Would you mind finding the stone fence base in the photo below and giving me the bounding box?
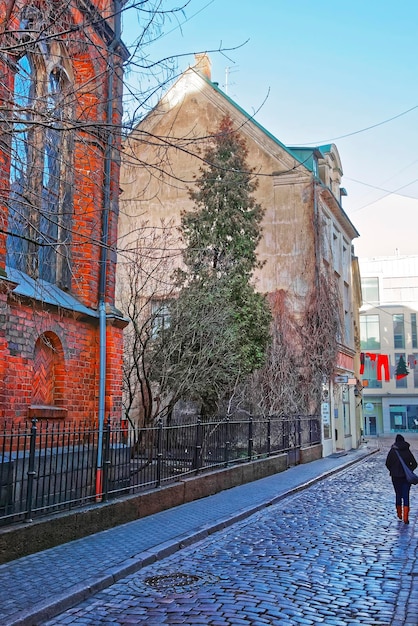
[0,444,322,564]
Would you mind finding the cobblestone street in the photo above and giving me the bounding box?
[43,449,418,626]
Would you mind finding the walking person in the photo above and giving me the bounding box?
[386,433,418,524]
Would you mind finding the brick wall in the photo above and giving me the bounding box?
[0,0,126,427]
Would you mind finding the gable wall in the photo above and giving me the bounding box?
[119,72,317,310]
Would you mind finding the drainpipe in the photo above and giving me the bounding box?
[95,0,122,501]
[312,177,320,290]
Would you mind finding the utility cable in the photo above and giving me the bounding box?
[305,104,418,145]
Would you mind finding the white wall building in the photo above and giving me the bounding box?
[359,255,418,435]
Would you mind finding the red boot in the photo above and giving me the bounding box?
[396,505,402,520]
[403,506,410,525]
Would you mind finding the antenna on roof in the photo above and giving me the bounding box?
[223,65,239,95]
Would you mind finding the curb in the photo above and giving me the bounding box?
[6,449,379,626]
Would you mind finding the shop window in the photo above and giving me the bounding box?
[390,406,407,431]
[390,405,418,431]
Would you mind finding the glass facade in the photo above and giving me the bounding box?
[360,315,380,350]
[360,258,418,436]
[361,277,379,305]
[395,353,408,389]
[393,314,405,349]
[411,313,417,349]
[413,354,418,388]
[390,405,418,431]
[362,354,382,389]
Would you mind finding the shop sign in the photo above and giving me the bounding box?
[321,402,330,424]
[334,375,348,384]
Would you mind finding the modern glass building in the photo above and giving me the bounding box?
[360,255,418,435]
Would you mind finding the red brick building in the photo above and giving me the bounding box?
[0,0,128,428]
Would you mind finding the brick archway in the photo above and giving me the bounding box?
[32,332,65,408]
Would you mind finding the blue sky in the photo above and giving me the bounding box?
[122,0,418,259]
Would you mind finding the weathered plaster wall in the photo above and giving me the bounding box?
[119,68,316,304]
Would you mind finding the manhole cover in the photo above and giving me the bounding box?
[144,572,201,592]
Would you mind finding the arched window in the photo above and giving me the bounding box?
[7,10,74,289]
[40,66,69,283]
[7,54,33,272]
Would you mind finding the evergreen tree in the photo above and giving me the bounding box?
[153,115,271,417]
[181,115,264,281]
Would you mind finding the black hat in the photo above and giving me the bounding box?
[395,434,405,444]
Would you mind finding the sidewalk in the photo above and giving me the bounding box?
[0,443,379,626]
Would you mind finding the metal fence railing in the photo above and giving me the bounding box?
[0,415,321,527]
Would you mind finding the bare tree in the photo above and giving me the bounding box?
[1,0,231,279]
[0,0,240,425]
[241,268,342,418]
[117,219,180,429]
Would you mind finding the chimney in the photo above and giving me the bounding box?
[194,53,212,80]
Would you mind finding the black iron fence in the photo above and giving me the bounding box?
[0,415,320,527]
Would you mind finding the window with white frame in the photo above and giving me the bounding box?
[343,281,351,344]
[411,313,417,349]
[342,240,350,283]
[361,277,379,306]
[321,216,331,262]
[362,354,382,389]
[332,230,341,273]
[395,353,408,389]
[342,385,351,436]
[412,354,418,389]
[360,314,380,350]
[393,314,405,349]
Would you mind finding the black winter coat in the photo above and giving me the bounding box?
[386,440,418,479]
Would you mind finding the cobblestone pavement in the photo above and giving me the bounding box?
[0,445,376,626]
[43,447,418,626]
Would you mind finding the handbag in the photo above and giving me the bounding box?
[394,449,418,485]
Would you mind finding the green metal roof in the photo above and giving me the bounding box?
[5,266,98,318]
[203,75,313,173]
[286,147,324,173]
[318,144,333,154]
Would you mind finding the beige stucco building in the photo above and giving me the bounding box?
[118,54,362,456]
